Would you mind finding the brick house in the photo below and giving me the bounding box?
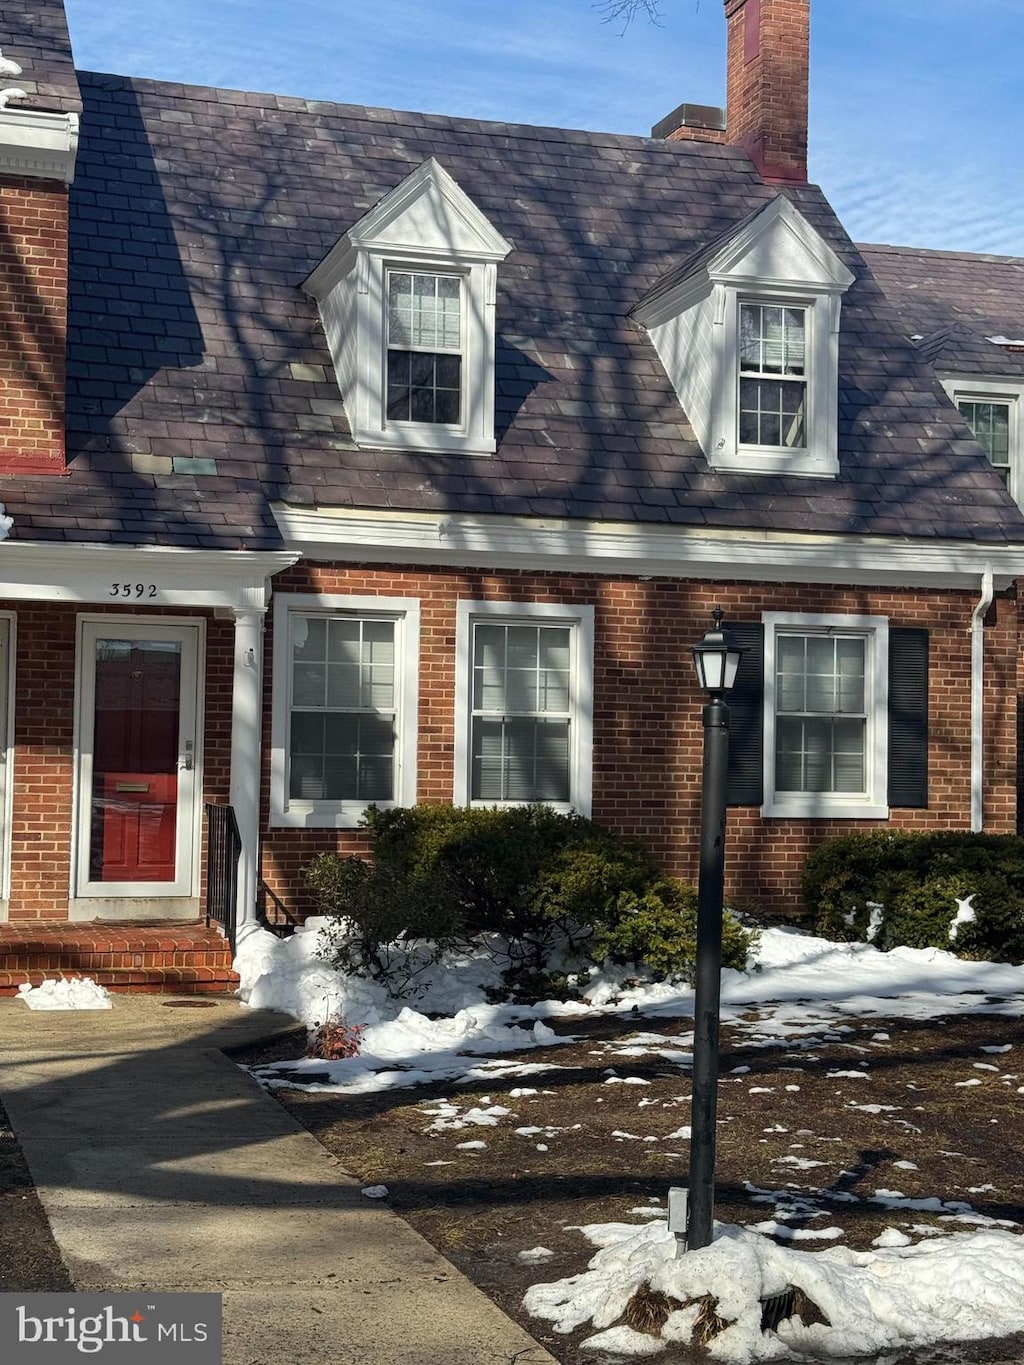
[0,0,1023,986]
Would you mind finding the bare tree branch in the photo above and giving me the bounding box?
[595,0,665,33]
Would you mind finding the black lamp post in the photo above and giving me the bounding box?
[685,607,743,1251]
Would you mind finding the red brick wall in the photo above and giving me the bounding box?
[1,579,1014,922]
[666,125,730,146]
[3,603,231,920]
[0,178,68,473]
[723,0,809,183]
[258,565,1019,922]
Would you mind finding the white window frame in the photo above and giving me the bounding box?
[270,594,420,829]
[737,299,808,451]
[941,377,1024,507]
[360,253,494,454]
[714,285,841,477]
[762,611,888,821]
[384,267,466,430]
[454,600,594,817]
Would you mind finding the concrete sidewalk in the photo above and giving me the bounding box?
[0,994,556,1365]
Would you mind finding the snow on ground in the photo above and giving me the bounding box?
[525,1220,1024,1361]
[236,917,1024,1097]
[17,977,112,1009]
[234,917,1024,1361]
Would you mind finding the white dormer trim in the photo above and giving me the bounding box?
[304,158,513,457]
[634,196,854,479]
[0,108,78,183]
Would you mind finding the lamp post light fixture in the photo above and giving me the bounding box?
[683,607,743,1252]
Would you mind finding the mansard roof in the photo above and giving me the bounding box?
[0,58,1020,548]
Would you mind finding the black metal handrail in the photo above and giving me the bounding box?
[204,802,241,954]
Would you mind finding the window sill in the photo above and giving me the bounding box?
[271,802,397,830]
[354,423,497,456]
[712,448,839,478]
[761,798,889,821]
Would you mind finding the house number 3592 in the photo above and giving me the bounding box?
[109,582,158,599]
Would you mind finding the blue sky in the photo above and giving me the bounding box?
[62,0,1024,255]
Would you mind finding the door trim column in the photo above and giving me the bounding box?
[229,606,266,926]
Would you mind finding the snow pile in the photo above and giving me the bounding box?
[237,920,578,1095]
[17,977,112,1010]
[235,918,509,1025]
[524,1220,1024,1361]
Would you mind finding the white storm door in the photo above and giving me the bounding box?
[76,620,201,897]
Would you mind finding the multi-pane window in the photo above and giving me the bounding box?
[288,615,396,804]
[739,302,807,448]
[470,622,572,802]
[386,270,462,425]
[774,633,867,794]
[958,399,1011,484]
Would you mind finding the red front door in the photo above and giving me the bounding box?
[89,639,182,883]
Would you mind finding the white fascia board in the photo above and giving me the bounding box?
[0,108,78,183]
[303,157,512,297]
[272,505,1023,591]
[0,543,298,608]
[709,196,855,291]
[347,157,513,260]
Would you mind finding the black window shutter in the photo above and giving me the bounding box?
[725,622,764,807]
[887,627,929,808]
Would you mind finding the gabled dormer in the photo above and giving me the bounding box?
[304,157,513,457]
[634,195,855,478]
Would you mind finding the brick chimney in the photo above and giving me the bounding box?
[0,0,81,475]
[656,0,809,186]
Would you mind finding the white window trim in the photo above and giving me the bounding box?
[761,611,889,821]
[712,284,841,477]
[360,252,497,454]
[941,376,1024,505]
[454,600,594,817]
[270,593,420,829]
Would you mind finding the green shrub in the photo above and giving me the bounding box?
[803,831,1024,963]
[305,803,759,996]
[590,880,757,976]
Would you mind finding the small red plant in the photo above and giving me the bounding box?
[306,1014,366,1060]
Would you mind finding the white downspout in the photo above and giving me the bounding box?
[970,567,994,833]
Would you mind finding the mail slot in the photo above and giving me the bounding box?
[115,781,151,793]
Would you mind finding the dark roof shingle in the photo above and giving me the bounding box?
[0,65,1019,548]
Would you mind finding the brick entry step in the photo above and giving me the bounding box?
[0,921,239,996]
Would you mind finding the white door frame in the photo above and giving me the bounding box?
[71,615,205,912]
[0,614,15,916]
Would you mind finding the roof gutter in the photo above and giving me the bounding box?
[971,566,994,833]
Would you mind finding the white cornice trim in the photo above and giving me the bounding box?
[272,504,1023,591]
[0,109,78,183]
[304,156,513,298]
[0,543,298,608]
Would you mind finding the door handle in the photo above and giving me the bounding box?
[180,739,194,772]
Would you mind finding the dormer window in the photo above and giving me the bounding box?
[739,302,807,449]
[386,270,463,426]
[633,196,853,480]
[304,158,512,458]
[940,378,1024,510]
